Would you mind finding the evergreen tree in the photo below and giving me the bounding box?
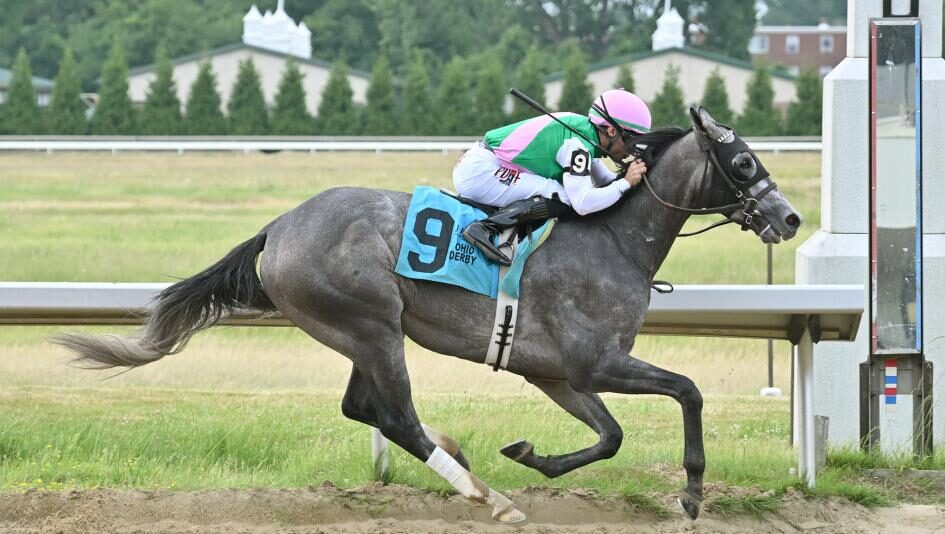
[184,62,226,134]
[495,25,531,73]
[91,39,136,134]
[139,45,182,135]
[737,65,781,135]
[401,52,436,135]
[616,63,635,92]
[700,68,733,125]
[649,64,688,128]
[761,0,846,25]
[510,47,545,123]
[785,67,822,135]
[5,48,41,134]
[49,48,86,134]
[435,57,475,136]
[362,56,398,135]
[317,58,356,135]
[228,58,269,135]
[557,43,592,113]
[474,59,506,132]
[271,60,315,135]
[701,0,757,60]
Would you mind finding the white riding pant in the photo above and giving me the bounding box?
[452,143,569,208]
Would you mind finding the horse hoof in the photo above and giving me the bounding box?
[499,439,534,462]
[677,491,702,520]
[493,503,527,523]
[488,489,527,523]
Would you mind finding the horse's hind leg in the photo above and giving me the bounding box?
[341,365,471,470]
[324,330,524,522]
[370,352,527,522]
[262,226,520,521]
[500,378,623,478]
[577,352,705,520]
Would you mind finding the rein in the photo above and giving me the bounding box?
[637,128,779,237]
[599,125,779,287]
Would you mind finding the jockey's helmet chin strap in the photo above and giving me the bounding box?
[599,127,623,160]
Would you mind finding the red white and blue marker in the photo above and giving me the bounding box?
[884,358,897,406]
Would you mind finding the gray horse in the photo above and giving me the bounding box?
[55,108,801,523]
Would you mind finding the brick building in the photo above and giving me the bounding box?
[749,23,847,77]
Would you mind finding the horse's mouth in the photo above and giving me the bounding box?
[759,224,783,244]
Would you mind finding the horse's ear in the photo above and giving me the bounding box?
[693,106,732,142]
[697,107,719,128]
[689,106,705,133]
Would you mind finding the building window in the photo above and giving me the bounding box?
[748,35,769,54]
[786,35,800,54]
[37,93,49,107]
[819,65,833,77]
[0,91,5,104]
[820,35,834,53]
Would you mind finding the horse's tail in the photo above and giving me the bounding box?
[52,231,276,369]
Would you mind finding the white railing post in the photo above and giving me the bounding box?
[795,326,817,487]
[371,428,390,479]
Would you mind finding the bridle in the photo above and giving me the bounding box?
[600,122,782,293]
[637,127,779,237]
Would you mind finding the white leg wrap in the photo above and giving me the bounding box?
[425,446,484,500]
[425,446,526,523]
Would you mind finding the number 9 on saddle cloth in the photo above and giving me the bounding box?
[394,186,557,299]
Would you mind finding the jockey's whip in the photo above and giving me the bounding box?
[509,88,628,169]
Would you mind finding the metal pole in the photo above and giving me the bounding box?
[761,244,782,397]
[767,244,774,388]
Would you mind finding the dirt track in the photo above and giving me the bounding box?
[2,484,944,533]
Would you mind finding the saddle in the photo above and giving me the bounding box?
[438,189,496,214]
[395,187,559,371]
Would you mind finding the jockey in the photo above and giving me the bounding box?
[456,89,651,265]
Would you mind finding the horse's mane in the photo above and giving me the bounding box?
[629,127,690,166]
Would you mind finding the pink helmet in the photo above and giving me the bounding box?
[588,89,651,135]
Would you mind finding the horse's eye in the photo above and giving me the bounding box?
[731,153,757,180]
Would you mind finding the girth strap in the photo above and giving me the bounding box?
[485,228,520,371]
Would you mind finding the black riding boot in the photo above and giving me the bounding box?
[462,195,570,266]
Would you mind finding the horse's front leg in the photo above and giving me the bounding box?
[500,378,623,478]
[573,352,705,520]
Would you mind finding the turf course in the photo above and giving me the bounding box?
[3,151,939,509]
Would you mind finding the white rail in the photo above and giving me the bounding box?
[0,281,861,488]
[0,137,822,154]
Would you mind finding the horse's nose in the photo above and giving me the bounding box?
[785,213,802,229]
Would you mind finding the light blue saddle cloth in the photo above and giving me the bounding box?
[394,186,554,299]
